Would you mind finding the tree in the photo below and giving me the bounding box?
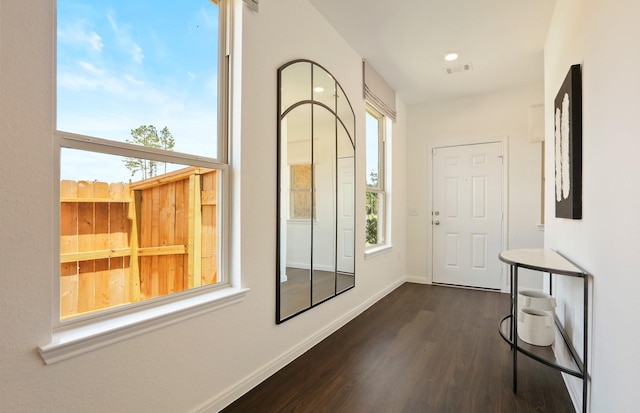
[365,170,379,245]
[123,125,175,180]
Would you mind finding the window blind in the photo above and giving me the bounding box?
[243,0,259,12]
[363,60,396,121]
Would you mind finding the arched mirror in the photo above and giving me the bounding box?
[277,60,356,323]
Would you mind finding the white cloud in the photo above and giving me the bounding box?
[58,22,104,52]
[131,44,144,63]
[58,6,221,180]
[107,12,144,64]
[206,75,218,94]
[124,75,144,87]
[59,66,149,99]
[78,61,104,76]
[88,32,104,51]
[59,107,219,182]
[106,13,119,35]
[147,29,167,59]
[196,6,218,31]
[59,67,126,95]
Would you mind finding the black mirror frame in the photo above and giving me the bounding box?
[276,59,356,324]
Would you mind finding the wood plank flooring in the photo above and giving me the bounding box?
[280,268,355,319]
[223,284,575,412]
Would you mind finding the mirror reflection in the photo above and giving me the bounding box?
[277,60,355,323]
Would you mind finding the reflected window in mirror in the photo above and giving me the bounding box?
[290,164,316,220]
[277,60,356,323]
[365,104,388,249]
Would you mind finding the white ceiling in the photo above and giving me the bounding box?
[307,0,556,105]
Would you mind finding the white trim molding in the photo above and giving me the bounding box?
[39,287,249,365]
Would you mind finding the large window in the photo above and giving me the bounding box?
[365,105,386,248]
[55,0,228,321]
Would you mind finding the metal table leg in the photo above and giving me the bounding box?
[512,265,518,393]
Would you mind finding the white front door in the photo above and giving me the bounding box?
[337,157,354,273]
[432,142,503,289]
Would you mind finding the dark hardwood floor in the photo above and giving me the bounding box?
[281,268,355,319]
[223,284,575,413]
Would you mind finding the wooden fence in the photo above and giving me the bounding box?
[60,167,217,319]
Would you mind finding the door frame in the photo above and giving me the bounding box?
[427,136,510,292]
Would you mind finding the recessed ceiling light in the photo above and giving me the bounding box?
[444,52,459,62]
[313,86,324,93]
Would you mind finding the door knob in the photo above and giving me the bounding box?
[434,220,440,225]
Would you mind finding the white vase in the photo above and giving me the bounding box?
[517,307,555,346]
[518,290,556,314]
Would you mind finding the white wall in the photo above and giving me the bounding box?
[0,0,407,411]
[405,84,545,289]
[284,114,340,271]
[544,0,640,411]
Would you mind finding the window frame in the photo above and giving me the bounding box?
[365,104,388,250]
[41,0,247,365]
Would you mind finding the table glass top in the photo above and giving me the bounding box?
[499,248,586,276]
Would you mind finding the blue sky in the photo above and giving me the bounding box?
[57,0,219,182]
[365,111,379,186]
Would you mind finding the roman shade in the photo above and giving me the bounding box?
[243,0,259,12]
[363,60,397,121]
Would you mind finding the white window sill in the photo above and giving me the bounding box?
[365,244,394,259]
[38,286,249,365]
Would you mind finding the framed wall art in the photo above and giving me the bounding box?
[554,64,582,219]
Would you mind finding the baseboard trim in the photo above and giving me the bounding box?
[405,275,429,284]
[194,278,405,413]
[554,338,583,413]
[560,372,583,413]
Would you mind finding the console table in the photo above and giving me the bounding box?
[498,248,589,413]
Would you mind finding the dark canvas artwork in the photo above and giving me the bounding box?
[554,64,582,219]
